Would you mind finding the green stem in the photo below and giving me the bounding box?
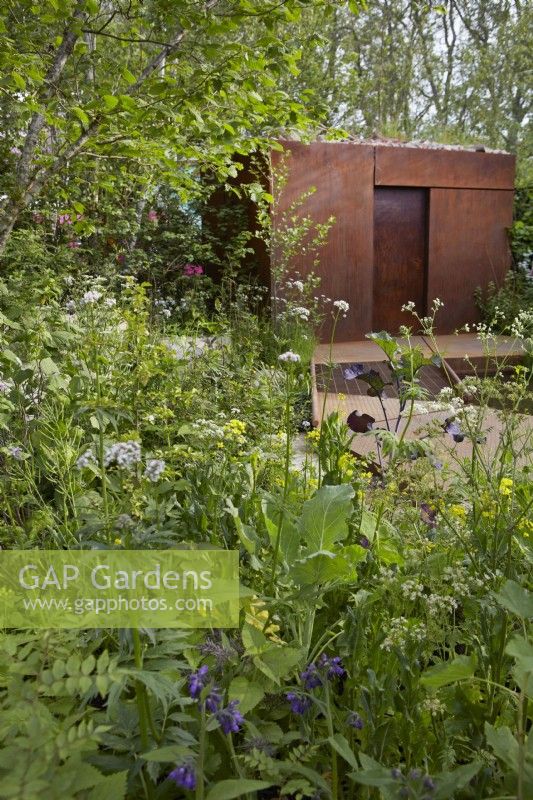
[325,682,340,800]
[196,704,206,800]
[132,628,155,800]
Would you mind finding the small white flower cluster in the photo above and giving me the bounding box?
[104,440,142,468]
[144,458,165,482]
[425,593,458,614]
[289,306,311,321]
[419,696,445,717]
[115,513,134,530]
[104,297,117,308]
[189,419,225,440]
[432,298,444,310]
[510,309,533,339]
[400,579,425,601]
[333,299,350,317]
[401,300,416,313]
[285,279,304,292]
[155,296,176,318]
[77,449,96,469]
[378,565,397,583]
[380,616,426,652]
[81,290,102,305]
[65,300,77,313]
[278,351,301,363]
[443,564,484,594]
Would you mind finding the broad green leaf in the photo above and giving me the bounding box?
[122,67,136,85]
[206,779,273,800]
[433,762,482,800]
[484,723,518,770]
[12,71,26,90]
[102,94,119,111]
[262,496,300,563]
[298,484,354,553]
[494,579,533,619]
[328,733,358,769]
[228,676,265,713]
[72,106,90,126]
[89,771,127,800]
[142,745,192,762]
[291,546,362,586]
[420,655,476,688]
[255,645,302,684]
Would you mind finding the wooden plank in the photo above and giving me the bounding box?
[375,146,515,189]
[313,336,431,364]
[271,141,375,341]
[427,189,514,333]
[373,187,428,332]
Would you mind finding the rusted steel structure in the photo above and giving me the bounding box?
[271,140,515,341]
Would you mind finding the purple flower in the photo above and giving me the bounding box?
[317,653,346,680]
[391,768,403,779]
[204,685,222,713]
[423,776,435,791]
[216,699,244,734]
[168,762,196,790]
[344,363,365,380]
[420,503,437,528]
[444,418,465,443]
[301,663,322,690]
[286,691,312,715]
[147,209,158,223]
[188,665,209,699]
[347,711,364,729]
[359,536,370,549]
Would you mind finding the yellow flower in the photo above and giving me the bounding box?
[499,478,513,497]
[114,537,122,545]
[450,504,466,519]
[246,596,282,642]
[518,518,533,538]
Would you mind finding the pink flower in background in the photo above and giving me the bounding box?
[182,263,204,277]
[10,146,22,156]
[67,240,81,249]
[58,213,72,225]
[147,209,158,223]
[32,212,45,224]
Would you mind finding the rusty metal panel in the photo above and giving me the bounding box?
[375,146,515,189]
[373,187,428,333]
[271,141,375,341]
[428,189,514,333]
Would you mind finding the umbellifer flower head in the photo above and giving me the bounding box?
[278,350,300,363]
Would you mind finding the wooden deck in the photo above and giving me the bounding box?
[311,334,530,466]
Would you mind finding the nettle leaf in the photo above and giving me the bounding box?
[494,579,533,619]
[420,655,476,689]
[291,544,364,586]
[254,645,302,684]
[228,676,265,713]
[298,484,354,553]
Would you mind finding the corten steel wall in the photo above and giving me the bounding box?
[271,142,374,341]
[271,141,515,340]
